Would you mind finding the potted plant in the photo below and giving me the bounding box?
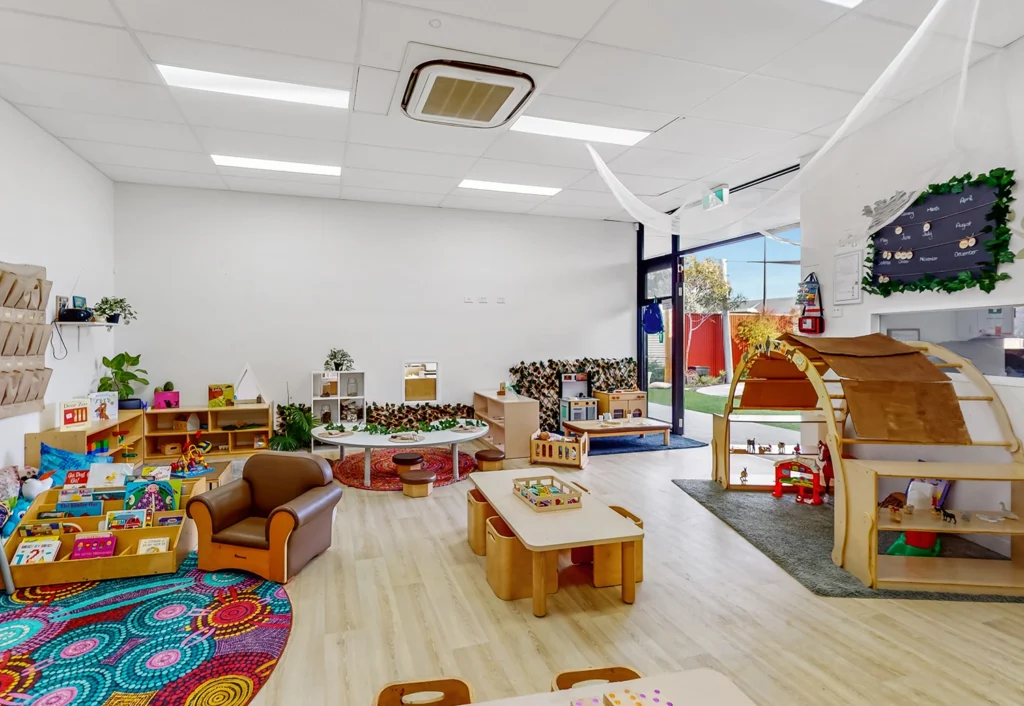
[270,403,314,451]
[324,348,355,372]
[99,352,150,409]
[92,297,137,325]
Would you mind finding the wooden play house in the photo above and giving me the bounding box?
[712,333,1024,596]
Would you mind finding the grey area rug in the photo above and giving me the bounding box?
[673,479,1024,602]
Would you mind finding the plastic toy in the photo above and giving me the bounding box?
[746,438,756,453]
[170,430,212,477]
[772,457,824,505]
[940,508,957,524]
[777,442,786,454]
[740,467,748,485]
[817,440,834,496]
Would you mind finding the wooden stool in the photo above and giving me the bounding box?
[401,469,436,498]
[475,449,505,471]
[551,666,643,691]
[393,452,424,475]
[374,677,474,706]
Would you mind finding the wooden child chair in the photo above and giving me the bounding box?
[551,666,643,691]
[374,678,474,706]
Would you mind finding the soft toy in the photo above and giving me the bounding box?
[22,477,53,501]
[1,497,30,539]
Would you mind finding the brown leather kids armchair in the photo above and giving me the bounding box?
[186,451,342,583]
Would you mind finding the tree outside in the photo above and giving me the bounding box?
[681,255,745,371]
[734,310,795,351]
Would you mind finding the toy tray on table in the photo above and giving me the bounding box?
[512,475,583,512]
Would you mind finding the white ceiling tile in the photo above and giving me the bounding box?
[528,203,615,220]
[194,127,344,166]
[523,94,676,133]
[63,139,219,173]
[136,33,353,89]
[343,144,475,178]
[353,66,399,115]
[588,0,845,72]
[605,209,634,223]
[690,75,862,133]
[570,171,687,197]
[113,0,361,63]
[342,168,458,194]
[482,132,627,170]
[18,106,202,152]
[545,43,743,115]
[0,11,158,83]
[543,189,622,209]
[341,186,443,207]
[857,0,1024,48]
[215,166,341,185]
[358,0,577,71]
[465,159,589,189]
[701,134,825,191]
[0,66,183,122]
[98,164,227,190]
[384,0,616,38]
[608,148,735,181]
[224,175,342,199]
[348,111,500,157]
[642,117,800,160]
[170,88,348,141]
[0,0,121,25]
[441,194,539,213]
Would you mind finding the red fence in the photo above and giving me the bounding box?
[679,313,755,378]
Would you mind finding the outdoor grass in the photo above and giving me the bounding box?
[651,387,801,432]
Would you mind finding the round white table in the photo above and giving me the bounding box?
[312,420,490,486]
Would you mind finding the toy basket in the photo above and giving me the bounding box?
[512,475,583,512]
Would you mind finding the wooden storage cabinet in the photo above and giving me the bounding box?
[473,390,539,460]
[25,410,145,466]
[595,390,647,419]
[144,404,272,462]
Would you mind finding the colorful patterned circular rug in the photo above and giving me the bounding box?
[0,554,291,705]
[331,448,475,491]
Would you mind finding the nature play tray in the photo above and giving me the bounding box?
[513,475,583,512]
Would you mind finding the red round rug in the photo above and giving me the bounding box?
[331,448,476,491]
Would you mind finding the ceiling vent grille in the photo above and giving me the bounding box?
[402,60,534,128]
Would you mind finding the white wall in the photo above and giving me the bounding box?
[801,41,1024,555]
[113,185,635,411]
[0,100,114,466]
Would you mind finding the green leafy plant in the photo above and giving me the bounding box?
[98,352,149,400]
[270,403,314,451]
[347,417,483,435]
[862,168,1016,297]
[92,297,138,324]
[160,381,174,392]
[324,348,355,371]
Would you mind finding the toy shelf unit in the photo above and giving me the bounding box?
[473,389,539,460]
[311,370,365,452]
[143,404,272,461]
[25,410,145,466]
[4,478,204,588]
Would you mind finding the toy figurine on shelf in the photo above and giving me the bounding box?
[793,443,801,455]
[817,440,834,497]
[889,506,903,524]
[777,442,786,454]
[746,438,756,453]
[740,467,748,485]
[758,445,772,454]
[170,430,213,478]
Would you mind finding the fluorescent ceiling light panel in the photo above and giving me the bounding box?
[157,65,349,108]
[459,179,560,196]
[212,155,341,176]
[818,0,863,7]
[510,116,649,146]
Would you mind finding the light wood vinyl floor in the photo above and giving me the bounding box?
[252,443,1024,706]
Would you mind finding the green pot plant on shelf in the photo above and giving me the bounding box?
[324,348,355,372]
[91,297,137,325]
[99,352,149,410]
[270,403,314,451]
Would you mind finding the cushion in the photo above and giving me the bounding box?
[393,452,424,466]
[0,466,20,510]
[213,517,270,550]
[39,443,112,487]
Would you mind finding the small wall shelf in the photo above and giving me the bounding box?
[311,371,366,452]
[55,321,120,352]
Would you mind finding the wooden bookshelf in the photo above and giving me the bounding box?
[25,410,145,466]
[143,404,272,462]
[472,390,538,460]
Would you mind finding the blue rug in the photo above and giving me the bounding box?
[588,433,707,456]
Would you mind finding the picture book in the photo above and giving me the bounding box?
[140,466,172,481]
[58,486,92,503]
[137,537,170,554]
[87,463,129,488]
[157,515,183,527]
[60,398,90,430]
[93,488,125,502]
[18,521,61,537]
[88,391,118,423]
[65,470,90,487]
[37,511,68,520]
[55,500,103,518]
[124,479,182,513]
[71,532,115,560]
[12,537,61,565]
[105,510,146,531]
[61,522,83,534]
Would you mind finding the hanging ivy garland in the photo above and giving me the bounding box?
[861,168,1016,297]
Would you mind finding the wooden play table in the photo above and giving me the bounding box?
[562,417,671,446]
[471,468,644,617]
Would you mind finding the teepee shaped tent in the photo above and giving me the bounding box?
[235,363,268,405]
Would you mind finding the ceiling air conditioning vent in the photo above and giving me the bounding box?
[402,60,534,128]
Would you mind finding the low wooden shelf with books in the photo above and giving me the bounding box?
[4,478,204,587]
[473,389,538,460]
[24,409,145,466]
[143,403,271,461]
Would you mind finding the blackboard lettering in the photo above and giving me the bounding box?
[897,260,910,265]
[960,195,974,205]
[956,221,972,230]
[901,235,911,240]
[919,256,938,262]
[927,206,940,212]
[955,250,979,257]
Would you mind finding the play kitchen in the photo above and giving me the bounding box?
[558,372,598,431]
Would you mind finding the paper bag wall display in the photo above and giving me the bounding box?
[0,261,53,421]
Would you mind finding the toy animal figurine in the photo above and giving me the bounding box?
[746,438,756,453]
[758,445,772,454]
[999,502,1020,521]
[793,443,801,455]
[903,504,914,516]
[879,492,906,510]
[777,442,786,454]
[889,506,902,524]
[740,468,748,485]
[940,508,957,524]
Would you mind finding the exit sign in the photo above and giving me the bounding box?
[703,185,729,211]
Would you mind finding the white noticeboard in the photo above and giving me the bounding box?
[833,250,863,305]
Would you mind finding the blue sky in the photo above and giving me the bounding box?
[691,227,802,305]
